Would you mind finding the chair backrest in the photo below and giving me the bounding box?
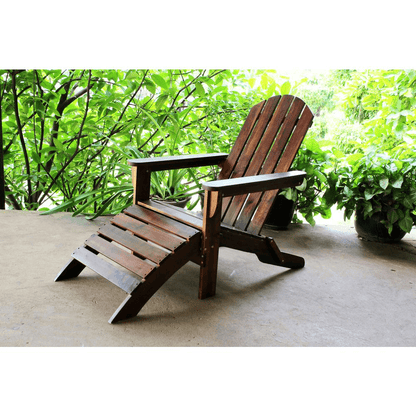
[218,95,314,235]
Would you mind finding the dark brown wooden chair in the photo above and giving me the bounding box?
[55,95,314,323]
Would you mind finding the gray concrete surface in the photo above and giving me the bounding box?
[1,209,415,347]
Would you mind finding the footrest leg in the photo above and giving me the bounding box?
[109,287,151,324]
[55,257,86,281]
[109,293,141,324]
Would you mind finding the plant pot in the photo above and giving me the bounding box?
[157,196,192,209]
[354,209,407,243]
[200,192,296,229]
[264,194,297,230]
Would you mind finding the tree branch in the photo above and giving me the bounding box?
[11,70,33,207]
[63,84,93,108]
[109,70,149,136]
[4,183,22,210]
[38,71,93,206]
[0,73,7,209]
[145,70,205,144]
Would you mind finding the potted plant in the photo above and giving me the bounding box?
[267,137,335,228]
[124,147,203,209]
[150,168,196,208]
[333,147,416,242]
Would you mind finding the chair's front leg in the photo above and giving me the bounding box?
[199,189,223,299]
[131,166,151,204]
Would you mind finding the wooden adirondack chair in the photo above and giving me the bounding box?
[55,95,314,323]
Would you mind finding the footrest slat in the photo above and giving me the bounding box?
[85,234,155,278]
[111,213,184,251]
[125,205,199,239]
[72,246,141,293]
[98,223,169,264]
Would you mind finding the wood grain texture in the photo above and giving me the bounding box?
[137,199,203,229]
[55,257,86,281]
[128,153,228,170]
[85,234,155,277]
[202,171,305,197]
[72,246,142,293]
[220,97,281,220]
[108,232,201,323]
[125,204,199,239]
[97,223,169,264]
[111,213,184,251]
[218,100,266,180]
[229,97,306,230]
[132,166,151,203]
[246,103,314,234]
[199,190,222,299]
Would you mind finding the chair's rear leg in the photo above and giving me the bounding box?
[266,237,305,269]
[55,257,86,281]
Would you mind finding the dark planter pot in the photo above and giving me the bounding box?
[264,194,297,230]
[354,209,407,243]
[159,195,192,209]
[200,192,296,229]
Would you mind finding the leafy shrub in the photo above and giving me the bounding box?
[333,147,416,234]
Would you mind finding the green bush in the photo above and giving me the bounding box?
[333,147,416,234]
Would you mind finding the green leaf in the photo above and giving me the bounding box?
[304,138,321,153]
[344,186,353,198]
[266,83,276,97]
[363,201,373,217]
[409,189,416,204]
[402,196,414,209]
[295,178,307,192]
[40,185,132,216]
[304,212,316,226]
[260,73,269,90]
[391,177,403,188]
[85,192,121,219]
[394,160,403,170]
[379,177,389,190]
[284,188,297,201]
[31,150,41,164]
[280,81,291,95]
[364,188,375,200]
[387,209,399,224]
[155,94,169,110]
[125,71,139,80]
[195,82,205,96]
[399,214,413,233]
[144,79,156,95]
[151,74,168,90]
[346,153,364,165]
[332,148,345,159]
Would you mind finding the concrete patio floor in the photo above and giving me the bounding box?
[1,209,416,347]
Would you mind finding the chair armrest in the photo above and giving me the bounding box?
[128,153,228,171]
[202,171,306,197]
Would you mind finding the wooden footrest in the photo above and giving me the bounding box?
[68,205,201,294]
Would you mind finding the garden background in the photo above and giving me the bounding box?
[1,69,415,234]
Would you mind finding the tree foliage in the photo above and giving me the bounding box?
[0,69,275,216]
[334,69,416,150]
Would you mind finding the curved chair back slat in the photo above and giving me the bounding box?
[219,95,314,234]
